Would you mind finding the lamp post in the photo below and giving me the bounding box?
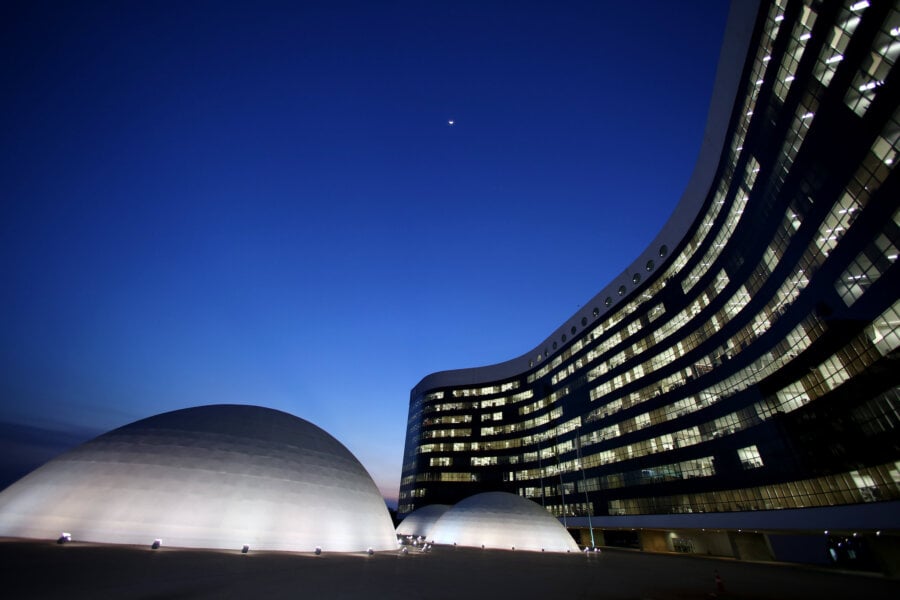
[576,428,596,548]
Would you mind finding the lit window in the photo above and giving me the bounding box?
[738,445,764,469]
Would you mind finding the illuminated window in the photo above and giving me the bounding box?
[845,6,899,115]
[738,445,764,469]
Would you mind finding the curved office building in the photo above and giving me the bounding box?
[400,0,900,568]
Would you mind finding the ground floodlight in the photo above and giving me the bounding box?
[151,539,162,549]
[367,547,374,555]
[241,544,250,554]
[57,532,71,544]
[400,547,408,554]
[314,546,322,555]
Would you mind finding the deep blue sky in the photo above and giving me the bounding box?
[1,1,729,502]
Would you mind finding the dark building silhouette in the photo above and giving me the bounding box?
[400,0,900,567]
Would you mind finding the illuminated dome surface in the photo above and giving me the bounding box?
[0,405,396,552]
[395,504,451,538]
[429,492,579,553]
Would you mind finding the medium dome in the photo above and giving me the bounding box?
[395,504,451,539]
[429,492,579,553]
[0,405,396,552]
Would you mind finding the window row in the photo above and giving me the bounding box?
[607,460,900,516]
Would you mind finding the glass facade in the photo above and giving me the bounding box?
[399,0,900,563]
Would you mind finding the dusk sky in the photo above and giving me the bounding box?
[1,1,730,503]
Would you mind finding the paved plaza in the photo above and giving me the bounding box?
[2,539,898,599]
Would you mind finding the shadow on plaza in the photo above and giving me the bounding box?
[2,538,898,599]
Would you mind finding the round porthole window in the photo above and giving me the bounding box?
[646,259,654,271]
[581,317,588,326]
[571,326,577,335]
[617,285,626,296]
[632,273,641,284]
[659,245,668,258]
[605,297,612,307]
[561,335,567,343]
[552,342,558,350]
[593,307,599,317]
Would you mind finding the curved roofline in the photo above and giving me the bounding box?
[413,0,760,394]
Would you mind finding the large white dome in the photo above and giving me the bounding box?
[0,405,397,552]
[395,504,450,538]
[429,492,579,553]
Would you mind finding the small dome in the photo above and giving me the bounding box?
[395,504,451,539]
[0,405,396,552]
[429,492,579,553]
